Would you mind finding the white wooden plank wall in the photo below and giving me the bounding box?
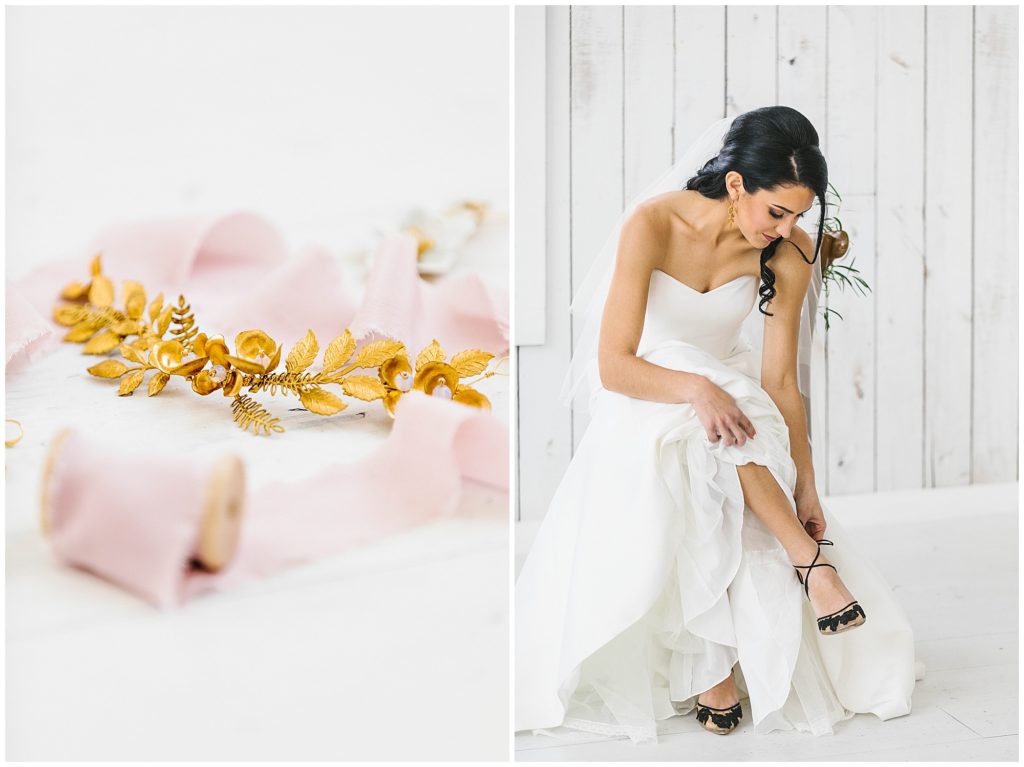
[825,7,878,496]
[516,5,1018,521]
[925,7,974,488]
[876,6,925,491]
[972,6,1019,483]
[517,7,573,525]
[673,7,725,157]
[569,6,623,448]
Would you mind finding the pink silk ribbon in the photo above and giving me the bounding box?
[44,392,507,608]
[9,212,509,606]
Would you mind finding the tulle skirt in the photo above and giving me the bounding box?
[515,340,915,743]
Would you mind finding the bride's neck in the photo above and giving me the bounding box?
[690,196,746,250]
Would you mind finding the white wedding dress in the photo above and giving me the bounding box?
[515,268,916,743]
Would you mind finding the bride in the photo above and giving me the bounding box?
[515,106,916,742]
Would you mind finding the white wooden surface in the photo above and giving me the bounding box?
[516,481,1019,761]
[673,7,726,157]
[516,5,1019,520]
[515,6,547,347]
[726,6,777,115]
[517,7,573,531]
[924,6,973,488]
[569,6,624,450]
[876,6,925,491]
[6,7,510,760]
[624,6,675,201]
[5,228,511,762]
[972,6,1019,483]
[824,7,878,496]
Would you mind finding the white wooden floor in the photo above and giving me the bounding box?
[514,482,1019,761]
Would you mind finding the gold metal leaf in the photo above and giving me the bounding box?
[323,330,356,373]
[148,293,164,323]
[382,390,402,418]
[65,321,102,343]
[286,329,319,374]
[89,275,115,308]
[299,387,347,415]
[83,330,122,355]
[170,357,209,377]
[87,359,130,378]
[148,372,170,396]
[453,387,491,410]
[89,253,103,277]
[341,375,387,401]
[265,344,282,373]
[226,355,265,375]
[450,349,495,378]
[123,281,146,320]
[118,369,145,395]
[355,339,406,368]
[119,343,148,365]
[416,339,446,369]
[54,305,84,326]
[61,281,90,301]
[110,319,142,336]
[156,305,173,337]
[231,394,285,435]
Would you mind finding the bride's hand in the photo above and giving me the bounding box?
[796,492,827,541]
[690,377,756,447]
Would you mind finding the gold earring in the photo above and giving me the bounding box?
[727,199,737,228]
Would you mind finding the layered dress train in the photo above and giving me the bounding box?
[515,270,915,743]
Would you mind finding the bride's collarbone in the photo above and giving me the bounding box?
[655,211,760,291]
[658,252,760,294]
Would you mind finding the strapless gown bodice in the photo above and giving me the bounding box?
[636,270,758,361]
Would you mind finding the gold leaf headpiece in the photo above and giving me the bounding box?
[54,255,505,435]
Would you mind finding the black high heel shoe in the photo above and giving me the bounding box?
[694,699,743,735]
[793,539,867,635]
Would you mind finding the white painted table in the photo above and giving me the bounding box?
[5,224,510,761]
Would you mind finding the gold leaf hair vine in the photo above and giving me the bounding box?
[54,255,506,436]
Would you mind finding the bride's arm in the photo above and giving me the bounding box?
[760,228,817,500]
[597,206,756,445]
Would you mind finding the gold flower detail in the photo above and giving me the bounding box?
[190,334,262,398]
[69,256,504,435]
[229,330,281,375]
[379,354,415,416]
[377,339,494,418]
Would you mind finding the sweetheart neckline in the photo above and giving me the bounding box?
[651,269,757,296]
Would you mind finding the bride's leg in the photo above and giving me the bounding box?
[698,665,740,708]
[736,462,858,617]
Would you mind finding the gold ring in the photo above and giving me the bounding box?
[5,419,24,448]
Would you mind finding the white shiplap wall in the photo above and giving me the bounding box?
[516,5,1018,521]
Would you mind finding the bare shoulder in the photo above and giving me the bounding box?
[765,226,816,312]
[637,189,700,225]
[776,225,816,267]
[617,195,679,264]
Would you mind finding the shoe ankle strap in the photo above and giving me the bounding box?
[792,541,838,598]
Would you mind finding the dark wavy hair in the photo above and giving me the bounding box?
[685,105,827,316]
